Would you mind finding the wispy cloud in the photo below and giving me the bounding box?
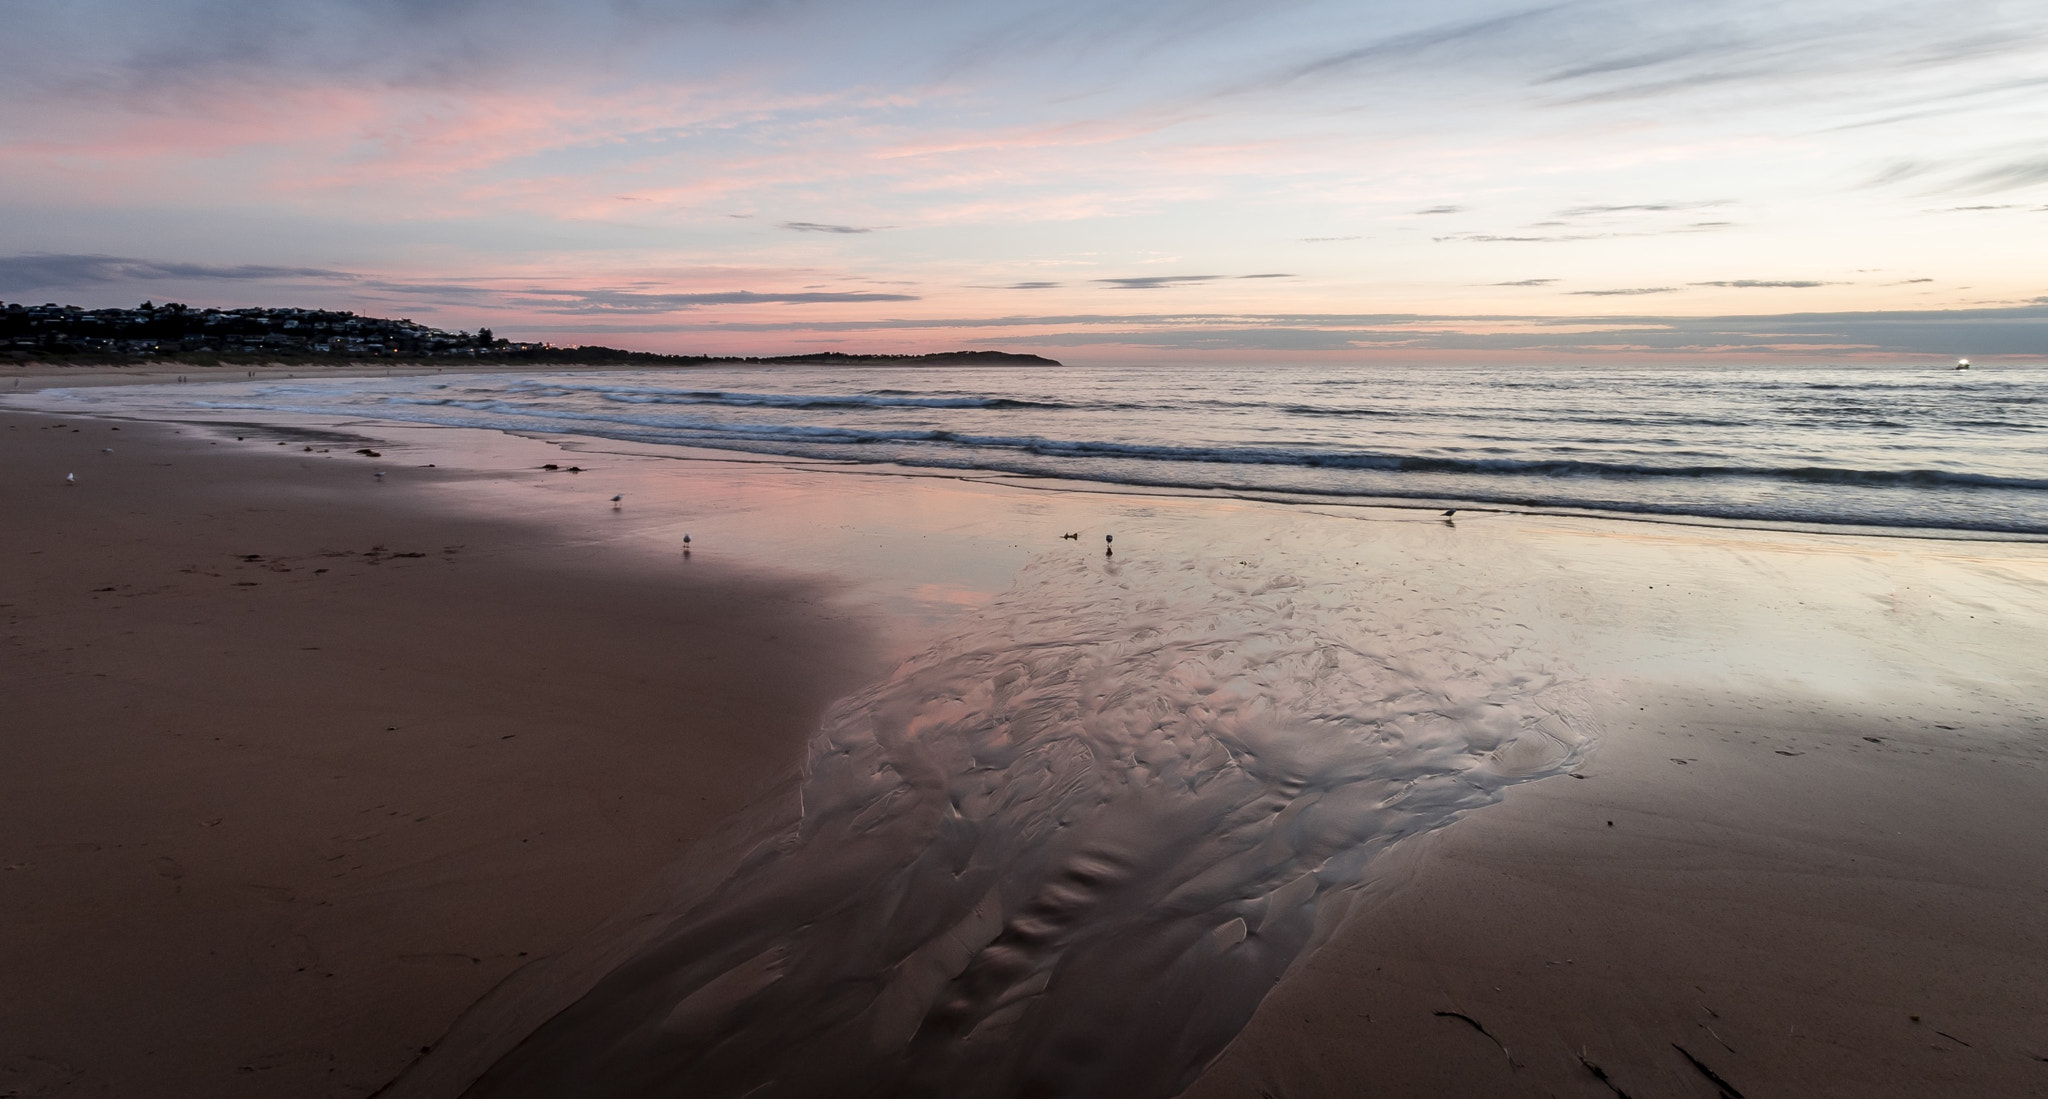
[1439,221,1737,243]
[0,252,353,293]
[1692,279,1832,288]
[0,254,922,313]
[1866,160,1935,187]
[781,222,883,234]
[1096,275,1226,289]
[500,289,920,313]
[1555,202,1725,217]
[1537,41,1748,86]
[2,1,2042,353]
[1093,273,1294,289]
[1568,287,1678,296]
[1237,6,1568,96]
[1951,156,2048,192]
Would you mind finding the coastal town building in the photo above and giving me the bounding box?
[0,301,542,358]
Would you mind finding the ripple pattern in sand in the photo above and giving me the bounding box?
[464,549,1591,1099]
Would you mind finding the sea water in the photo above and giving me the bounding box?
[50,360,2047,535]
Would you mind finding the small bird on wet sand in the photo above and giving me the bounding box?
[1105,532,1114,556]
[683,533,692,545]
[65,472,75,485]
[1442,509,1458,517]
[611,493,624,508]
[374,470,385,479]
[1061,532,1078,540]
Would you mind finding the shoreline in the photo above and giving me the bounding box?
[14,365,2044,546]
[5,379,2046,1097]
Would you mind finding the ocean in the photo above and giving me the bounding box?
[38,360,2048,535]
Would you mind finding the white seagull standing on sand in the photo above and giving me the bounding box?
[65,472,75,485]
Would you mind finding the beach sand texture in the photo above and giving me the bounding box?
[3,379,2046,1097]
[0,408,889,1097]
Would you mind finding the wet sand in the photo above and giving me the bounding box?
[1187,526,2048,1097]
[5,379,2047,1098]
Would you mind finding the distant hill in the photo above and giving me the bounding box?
[0,300,1062,366]
[733,351,1061,366]
[481,347,1063,367]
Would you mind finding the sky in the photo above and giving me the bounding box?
[3,0,2046,361]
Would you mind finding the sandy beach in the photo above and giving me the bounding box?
[1188,527,2048,1097]
[0,403,893,1096]
[5,375,2047,1098]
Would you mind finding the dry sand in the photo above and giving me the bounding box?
[5,376,2047,1098]
[0,409,892,1097]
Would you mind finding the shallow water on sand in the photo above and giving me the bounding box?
[463,534,1590,1098]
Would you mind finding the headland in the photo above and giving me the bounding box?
[1,299,1060,370]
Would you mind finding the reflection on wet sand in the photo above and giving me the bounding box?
[461,544,1592,1099]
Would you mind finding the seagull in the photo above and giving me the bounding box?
[65,472,75,485]
[374,470,385,479]
[611,494,623,508]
